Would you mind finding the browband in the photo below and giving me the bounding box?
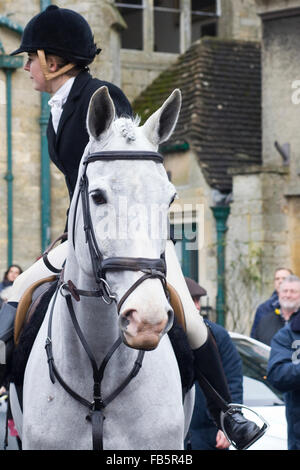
[101,257,166,274]
[84,151,164,165]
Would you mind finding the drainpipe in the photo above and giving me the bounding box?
[40,89,51,251]
[211,206,230,327]
[0,18,23,265]
[0,54,23,266]
[5,69,13,265]
[40,0,52,251]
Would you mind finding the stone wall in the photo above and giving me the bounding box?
[121,50,177,105]
[225,1,300,333]
[260,13,300,174]
[226,166,290,334]
[219,0,261,41]
[258,5,300,271]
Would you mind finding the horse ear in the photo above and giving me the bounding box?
[142,89,182,145]
[87,86,116,139]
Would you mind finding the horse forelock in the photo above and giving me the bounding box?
[115,115,140,143]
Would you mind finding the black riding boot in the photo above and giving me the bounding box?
[0,302,18,385]
[193,329,262,450]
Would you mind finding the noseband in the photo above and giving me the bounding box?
[69,150,169,309]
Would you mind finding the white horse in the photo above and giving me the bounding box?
[10,87,195,450]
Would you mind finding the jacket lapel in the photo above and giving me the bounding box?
[55,71,92,145]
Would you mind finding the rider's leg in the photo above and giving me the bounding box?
[165,240,262,450]
[0,242,67,385]
[7,241,67,303]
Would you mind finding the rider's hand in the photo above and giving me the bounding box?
[215,430,230,449]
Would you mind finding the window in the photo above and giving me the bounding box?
[172,222,198,281]
[115,0,144,50]
[192,0,219,42]
[115,0,220,52]
[154,0,180,53]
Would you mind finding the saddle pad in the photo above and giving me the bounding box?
[14,275,57,345]
[11,279,59,388]
[166,282,186,333]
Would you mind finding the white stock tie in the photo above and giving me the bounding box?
[49,99,63,134]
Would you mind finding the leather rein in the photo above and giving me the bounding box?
[44,151,170,450]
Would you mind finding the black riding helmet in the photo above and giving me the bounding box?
[10,5,101,66]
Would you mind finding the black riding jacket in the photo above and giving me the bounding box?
[47,70,132,201]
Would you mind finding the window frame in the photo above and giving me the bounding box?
[115,0,221,53]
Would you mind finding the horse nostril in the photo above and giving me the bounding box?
[119,309,135,330]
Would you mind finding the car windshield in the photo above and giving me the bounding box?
[231,337,284,406]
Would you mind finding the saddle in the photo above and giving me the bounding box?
[14,275,58,345]
[10,276,59,388]
[166,282,186,333]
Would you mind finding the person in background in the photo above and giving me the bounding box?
[252,279,296,345]
[184,277,243,450]
[251,267,292,339]
[0,265,22,307]
[267,275,300,449]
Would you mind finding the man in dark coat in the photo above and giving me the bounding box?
[267,275,300,449]
[251,267,292,339]
[253,310,285,346]
[184,278,243,450]
[188,320,243,450]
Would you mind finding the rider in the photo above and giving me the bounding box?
[0,5,263,450]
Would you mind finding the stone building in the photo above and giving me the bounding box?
[0,0,267,333]
[0,0,260,275]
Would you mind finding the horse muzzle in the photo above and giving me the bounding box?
[119,307,174,351]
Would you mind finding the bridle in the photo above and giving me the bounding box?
[69,150,169,309]
[44,150,173,450]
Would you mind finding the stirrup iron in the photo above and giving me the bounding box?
[220,403,269,450]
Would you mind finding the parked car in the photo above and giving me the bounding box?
[229,332,287,450]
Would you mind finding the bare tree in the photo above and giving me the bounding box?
[226,240,263,334]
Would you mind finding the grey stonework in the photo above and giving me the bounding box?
[226,0,300,333]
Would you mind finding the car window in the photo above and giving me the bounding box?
[231,338,284,405]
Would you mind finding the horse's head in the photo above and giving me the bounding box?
[70,86,182,350]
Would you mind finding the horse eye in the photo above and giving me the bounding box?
[91,190,106,205]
